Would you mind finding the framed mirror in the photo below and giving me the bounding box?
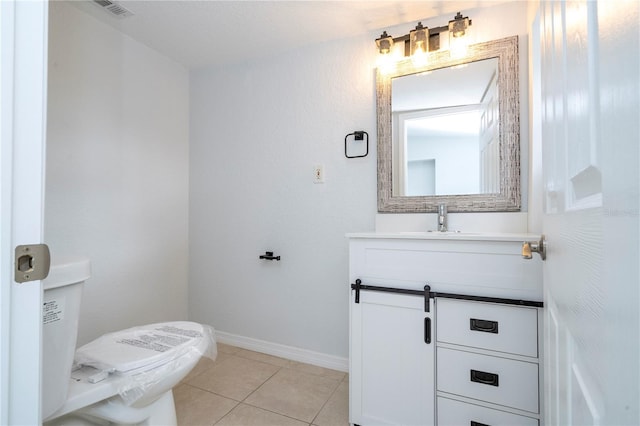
[377,36,521,212]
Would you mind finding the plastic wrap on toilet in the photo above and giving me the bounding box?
[74,321,217,406]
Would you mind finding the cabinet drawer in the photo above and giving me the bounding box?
[436,298,538,357]
[437,348,539,413]
[437,397,539,426]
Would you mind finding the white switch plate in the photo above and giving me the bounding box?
[313,165,324,183]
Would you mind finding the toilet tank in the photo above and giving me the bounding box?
[42,256,91,420]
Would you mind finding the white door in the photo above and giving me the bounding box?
[539,1,639,424]
[0,0,48,424]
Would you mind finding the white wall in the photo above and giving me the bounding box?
[189,35,377,358]
[45,2,190,345]
[407,134,480,194]
[189,2,529,359]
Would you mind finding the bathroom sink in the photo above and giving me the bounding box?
[396,231,481,236]
[425,230,478,234]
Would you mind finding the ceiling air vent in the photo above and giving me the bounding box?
[93,0,134,18]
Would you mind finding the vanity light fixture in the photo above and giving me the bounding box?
[409,22,429,56]
[449,12,472,59]
[448,12,471,38]
[375,31,394,55]
[375,30,398,73]
[375,12,472,63]
[410,22,429,66]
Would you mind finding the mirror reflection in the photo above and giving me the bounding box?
[392,58,499,196]
[376,36,521,213]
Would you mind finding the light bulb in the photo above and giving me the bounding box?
[449,35,469,59]
[411,48,428,67]
[376,52,397,74]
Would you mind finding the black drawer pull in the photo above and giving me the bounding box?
[470,318,499,334]
[470,369,499,387]
[471,422,490,426]
[424,317,431,344]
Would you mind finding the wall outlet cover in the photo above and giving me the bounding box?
[313,165,324,183]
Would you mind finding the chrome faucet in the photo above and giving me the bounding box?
[438,203,447,232]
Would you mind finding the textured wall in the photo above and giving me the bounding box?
[45,2,190,345]
[189,2,529,358]
[189,35,378,357]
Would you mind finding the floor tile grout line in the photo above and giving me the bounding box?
[239,362,284,405]
[210,359,316,426]
[174,382,240,426]
[179,382,244,405]
[183,353,283,402]
[234,360,340,425]
[189,359,285,426]
[308,375,344,426]
[180,345,347,426]
[232,349,291,367]
[229,346,345,381]
[239,399,316,425]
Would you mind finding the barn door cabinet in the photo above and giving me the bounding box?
[348,233,543,426]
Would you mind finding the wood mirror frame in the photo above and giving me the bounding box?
[377,36,521,213]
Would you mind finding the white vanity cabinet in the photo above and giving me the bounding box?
[436,299,542,425]
[350,290,435,425]
[348,233,543,426]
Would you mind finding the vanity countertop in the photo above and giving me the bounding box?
[346,232,541,242]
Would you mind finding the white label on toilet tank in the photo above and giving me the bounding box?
[43,298,65,325]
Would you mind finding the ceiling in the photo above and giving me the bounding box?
[70,0,504,69]
[392,57,498,111]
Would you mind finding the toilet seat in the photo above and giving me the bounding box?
[45,321,212,423]
[75,321,207,376]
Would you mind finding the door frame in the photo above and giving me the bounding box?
[0,0,48,423]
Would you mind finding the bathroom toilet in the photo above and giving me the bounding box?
[42,257,215,425]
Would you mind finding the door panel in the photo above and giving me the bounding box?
[350,292,435,425]
[539,1,639,425]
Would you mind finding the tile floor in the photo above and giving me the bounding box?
[174,343,349,426]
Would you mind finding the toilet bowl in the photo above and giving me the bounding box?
[42,257,216,425]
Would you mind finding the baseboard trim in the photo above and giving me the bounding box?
[215,331,348,373]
